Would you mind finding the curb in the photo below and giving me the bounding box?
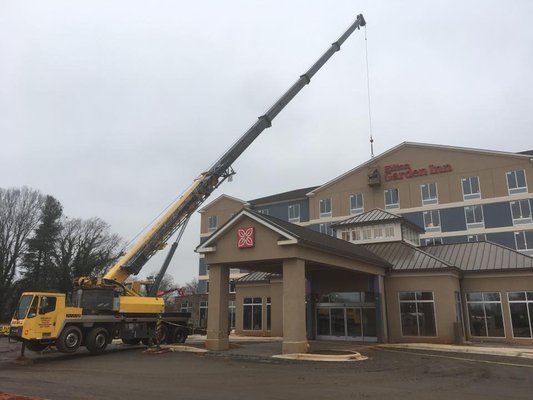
[380,343,533,359]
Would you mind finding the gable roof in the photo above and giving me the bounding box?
[332,208,424,232]
[363,242,454,271]
[308,142,532,195]
[249,186,319,206]
[421,241,533,272]
[198,194,248,213]
[196,209,390,268]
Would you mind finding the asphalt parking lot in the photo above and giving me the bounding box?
[1,338,532,400]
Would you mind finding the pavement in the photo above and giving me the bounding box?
[182,334,533,361]
[381,342,533,359]
[5,333,533,362]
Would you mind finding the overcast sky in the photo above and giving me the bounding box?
[1,1,532,285]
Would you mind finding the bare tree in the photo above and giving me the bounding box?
[146,271,176,292]
[53,217,122,292]
[185,277,200,295]
[0,187,44,319]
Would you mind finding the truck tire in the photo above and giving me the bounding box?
[56,326,82,353]
[173,328,188,344]
[156,325,169,344]
[86,327,109,355]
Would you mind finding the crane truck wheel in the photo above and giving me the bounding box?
[56,326,83,353]
[86,327,109,355]
[172,328,188,344]
[156,325,169,344]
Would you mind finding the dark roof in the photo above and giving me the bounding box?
[249,211,390,267]
[421,241,533,271]
[518,150,533,156]
[332,208,424,232]
[236,271,281,283]
[249,186,319,206]
[333,208,401,226]
[363,242,453,271]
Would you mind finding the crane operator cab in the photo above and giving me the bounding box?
[10,292,67,352]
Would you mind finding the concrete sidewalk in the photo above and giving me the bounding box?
[188,335,533,360]
[380,342,533,359]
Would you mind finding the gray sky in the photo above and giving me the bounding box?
[1,1,532,285]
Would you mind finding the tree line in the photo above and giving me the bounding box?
[0,187,122,320]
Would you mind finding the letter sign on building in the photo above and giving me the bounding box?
[237,227,255,249]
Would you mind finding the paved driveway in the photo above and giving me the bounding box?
[1,338,532,400]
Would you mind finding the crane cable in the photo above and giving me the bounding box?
[364,25,374,159]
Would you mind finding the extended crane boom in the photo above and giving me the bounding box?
[102,13,366,288]
[11,14,368,356]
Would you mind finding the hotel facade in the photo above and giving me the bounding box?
[190,142,533,352]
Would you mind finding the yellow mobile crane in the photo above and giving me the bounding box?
[9,14,366,355]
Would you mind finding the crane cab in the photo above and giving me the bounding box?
[9,292,69,350]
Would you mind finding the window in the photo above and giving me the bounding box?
[399,292,436,336]
[466,292,505,337]
[506,169,527,194]
[207,215,218,233]
[402,225,420,245]
[510,200,532,225]
[13,295,33,320]
[288,204,300,223]
[349,193,364,215]
[199,301,208,328]
[423,210,441,232]
[27,296,39,319]
[465,205,484,229]
[362,228,372,240]
[421,183,438,205]
[385,225,395,238]
[257,209,269,215]
[228,300,236,330]
[318,223,334,236]
[462,176,481,200]
[243,297,263,330]
[38,296,57,315]
[352,229,361,241]
[508,292,533,338]
[373,226,384,239]
[467,234,486,242]
[266,297,272,331]
[384,188,400,209]
[341,231,349,241]
[319,198,332,218]
[229,281,236,294]
[424,238,443,246]
[205,281,209,294]
[514,231,532,252]
[180,301,190,313]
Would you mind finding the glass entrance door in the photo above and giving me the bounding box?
[331,308,345,337]
[346,308,362,339]
[316,305,377,342]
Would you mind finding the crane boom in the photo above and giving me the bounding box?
[102,14,366,286]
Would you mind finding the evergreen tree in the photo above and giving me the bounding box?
[22,195,63,291]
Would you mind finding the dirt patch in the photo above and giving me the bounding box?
[0,393,47,400]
